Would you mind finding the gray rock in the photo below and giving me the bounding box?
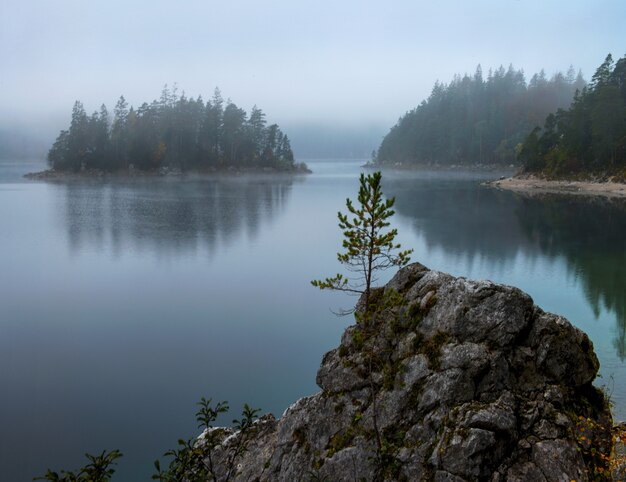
[433,427,498,478]
[529,310,599,387]
[506,461,548,481]
[532,440,585,481]
[434,470,470,482]
[400,353,431,387]
[419,368,475,412]
[315,348,369,393]
[203,264,612,481]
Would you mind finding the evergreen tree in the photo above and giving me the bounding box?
[312,172,412,312]
[221,102,247,165]
[247,105,266,161]
[91,104,110,170]
[589,54,614,89]
[47,130,69,169]
[66,101,89,171]
[591,85,625,166]
[111,96,129,169]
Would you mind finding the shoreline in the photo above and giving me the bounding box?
[23,165,312,181]
[365,161,515,172]
[486,175,626,198]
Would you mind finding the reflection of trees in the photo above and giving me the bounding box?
[388,178,532,261]
[515,194,626,360]
[62,176,295,257]
[388,178,626,359]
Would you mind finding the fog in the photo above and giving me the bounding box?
[1,0,625,158]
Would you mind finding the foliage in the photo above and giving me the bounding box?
[48,86,298,172]
[224,404,262,480]
[575,415,614,480]
[152,398,260,482]
[311,171,412,312]
[34,450,123,482]
[519,53,626,176]
[376,63,585,166]
[35,397,260,482]
[611,425,626,480]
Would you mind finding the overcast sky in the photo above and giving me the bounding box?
[1,0,625,130]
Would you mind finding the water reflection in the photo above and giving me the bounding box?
[390,179,530,261]
[61,176,297,257]
[515,194,626,360]
[388,178,626,359]
[0,174,304,481]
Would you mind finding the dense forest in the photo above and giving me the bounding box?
[375,64,585,166]
[48,86,306,173]
[519,54,626,177]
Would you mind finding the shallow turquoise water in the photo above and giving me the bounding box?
[0,159,624,480]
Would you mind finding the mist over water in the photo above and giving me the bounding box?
[0,159,625,480]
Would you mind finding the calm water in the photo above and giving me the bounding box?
[1,159,625,481]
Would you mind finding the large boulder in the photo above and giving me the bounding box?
[206,263,612,481]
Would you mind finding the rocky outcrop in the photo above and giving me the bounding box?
[206,263,613,481]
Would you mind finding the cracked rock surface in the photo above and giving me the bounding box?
[208,263,612,481]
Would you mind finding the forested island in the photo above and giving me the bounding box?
[39,86,308,176]
[518,54,626,179]
[374,63,585,167]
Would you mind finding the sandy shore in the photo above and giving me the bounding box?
[487,176,626,198]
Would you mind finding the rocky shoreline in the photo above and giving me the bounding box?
[201,263,621,481]
[486,175,626,198]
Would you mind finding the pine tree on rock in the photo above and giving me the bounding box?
[312,171,413,313]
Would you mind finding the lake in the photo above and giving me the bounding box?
[1,159,625,481]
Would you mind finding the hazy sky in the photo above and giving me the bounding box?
[1,0,625,129]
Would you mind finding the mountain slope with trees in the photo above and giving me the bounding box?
[46,86,307,174]
[375,64,585,167]
[518,54,626,178]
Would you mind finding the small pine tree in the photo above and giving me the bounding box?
[312,171,413,313]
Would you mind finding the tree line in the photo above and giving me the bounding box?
[375,64,586,166]
[48,86,303,173]
[519,54,626,176]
